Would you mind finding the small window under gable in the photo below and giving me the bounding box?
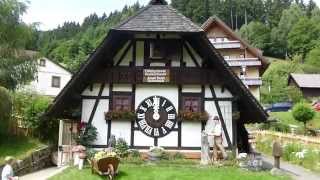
[51,76,61,88]
[150,41,166,59]
[39,59,46,67]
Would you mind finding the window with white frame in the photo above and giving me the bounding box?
[51,76,61,88]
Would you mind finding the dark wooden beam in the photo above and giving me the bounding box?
[115,41,133,66]
[209,85,232,148]
[183,42,200,67]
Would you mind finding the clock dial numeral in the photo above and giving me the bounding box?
[154,128,160,137]
[145,99,153,108]
[168,114,175,120]
[161,100,167,107]
[139,106,147,112]
[165,120,174,129]
[166,106,173,112]
[153,96,160,107]
[137,113,145,119]
[145,125,153,135]
[138,119,148,129]
[161,127,167,135]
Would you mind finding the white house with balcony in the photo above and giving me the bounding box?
[25,57,72,97]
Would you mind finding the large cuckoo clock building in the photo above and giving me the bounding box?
[47,0,268,156]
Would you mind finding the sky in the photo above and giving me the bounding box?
[22,0,317,31]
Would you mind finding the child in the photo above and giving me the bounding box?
[1,156,18,180]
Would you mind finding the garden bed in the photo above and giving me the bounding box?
[49,161,290,180]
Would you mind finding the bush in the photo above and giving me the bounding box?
[115,138,129,158]
[0,86,12,135]
[258,122,290,133]
[74,123,98,146]
[287,86,303,104]
[292,102,316,133]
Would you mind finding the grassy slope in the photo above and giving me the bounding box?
[270,111,320,129]
[0,136,45,164]
[50,164,289,180]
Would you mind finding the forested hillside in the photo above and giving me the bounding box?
[31,3,142,72]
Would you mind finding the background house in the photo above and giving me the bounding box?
[202,17,269,101]
[25,57,72,97]
[288,73,320,99]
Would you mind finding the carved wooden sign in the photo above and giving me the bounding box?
[143,69,170,83]
[136,96,177,138]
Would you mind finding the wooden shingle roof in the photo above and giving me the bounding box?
[289,74,320,88]
[113,4,202,33]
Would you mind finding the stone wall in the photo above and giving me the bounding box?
[0,146,53,179]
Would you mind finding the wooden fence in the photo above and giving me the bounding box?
[251,130,320,146]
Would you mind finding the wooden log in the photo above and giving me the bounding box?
[200,131,210,165]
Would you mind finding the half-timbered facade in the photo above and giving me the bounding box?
[47,0,268,154]
[202,17,269,101]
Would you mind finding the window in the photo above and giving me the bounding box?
[39,59,46,67]
[150,41,166,59]
[51,76,61,88]
[240,66,246,78]
[113,95,132,111]
[182,96,201,112]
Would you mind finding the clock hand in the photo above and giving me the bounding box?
[153,96,160,121]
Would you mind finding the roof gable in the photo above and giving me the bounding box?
[289,73,320,88]
[202,17,269,73]
[113,5,202,33]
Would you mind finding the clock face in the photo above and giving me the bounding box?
[136,96,177,138]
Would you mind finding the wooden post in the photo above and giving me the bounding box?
[272,141,282,169]
[201,131,210,165]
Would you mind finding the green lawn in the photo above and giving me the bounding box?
[50,163,290,180]
[0,136,45,165]
[270,111,320,129]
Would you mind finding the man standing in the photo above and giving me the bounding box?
[212,116,227,161]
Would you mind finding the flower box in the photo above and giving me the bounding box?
[178,111,209,122]
[105,110,136,121]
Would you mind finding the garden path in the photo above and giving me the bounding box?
[262,154,320,180]
[19,166,68,180]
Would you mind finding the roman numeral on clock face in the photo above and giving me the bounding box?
[168,114,175,120]
[145,99,153,108]
[165,120,174,129]
[166,106,173,112]
[137,113,145,119]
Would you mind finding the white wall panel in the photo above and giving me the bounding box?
[158,131,178,147]
[91,100,109,145]
[82,83,101,96]
[111,121,131,145]
[113,84,132,92]
[205,85,233,98]
[81,99,95,123]
[182,85,202,93]
[135,85,179,110]
[181,122,201,147]
[134,131,154,147]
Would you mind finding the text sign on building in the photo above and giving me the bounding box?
[143,69,170,83]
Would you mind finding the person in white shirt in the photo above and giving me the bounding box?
[211,116,227,161]
[1,156,18,180]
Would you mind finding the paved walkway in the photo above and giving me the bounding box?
[262,155,320,180]
[19,166,68,180]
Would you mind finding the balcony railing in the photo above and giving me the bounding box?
[224,58,261,67]
[210,39,241,49]
[240,77,262,86]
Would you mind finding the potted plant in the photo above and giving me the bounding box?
[148,146,164,161]
[178,111,209,122]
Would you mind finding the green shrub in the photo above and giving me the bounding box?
[286,86,303,104]
[171,152,186,160]
[0,86,12,135]
[74,123,98,146]
[292,102,316,134]
[115,138,129,158]
[258,122,290,133]
[128,149,141,158]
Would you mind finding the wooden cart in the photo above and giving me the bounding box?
[90,157,120,180]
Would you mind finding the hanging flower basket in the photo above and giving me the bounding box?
[105,110,136,121]
[178,111,209,122]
